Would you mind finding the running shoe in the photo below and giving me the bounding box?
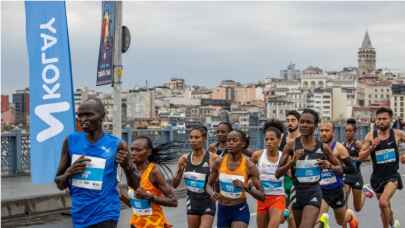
[283,209,290,219]
[392,219,400,228]
[362,184,374,198]
[349,215,359,228]
[319,213,330,228]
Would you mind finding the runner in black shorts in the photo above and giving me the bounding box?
[343,118,373,213]
[276,109,340,228]
[279,110,301,228]
[172,126,218,227]
[359,107,405,228]
[318,122,359,227]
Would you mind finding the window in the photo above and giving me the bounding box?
[401,97,404,101]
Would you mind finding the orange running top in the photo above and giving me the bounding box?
[129,163,170,228]
[218,153,248,199]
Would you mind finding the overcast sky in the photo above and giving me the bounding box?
[2,1,405,95]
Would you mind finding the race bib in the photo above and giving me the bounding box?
[71,155,106,190]
[128,188,152,216]
[130,198,152,216]
[320,169,337,186]
[375,149,396,164]
[219,173,244,199]
[184,171,206,193]
[295,160,320,183]
[260,174,284,195]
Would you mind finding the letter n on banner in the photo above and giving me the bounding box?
[25,1,75,184]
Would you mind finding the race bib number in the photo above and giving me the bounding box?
[375,149,396,164]
[320,169,337,186]
[71,155,106,190]
[219,173,244,199]
[130,198,152,216]
[184,171,206,193]
[260,174,284,195]
[295,160,320,183]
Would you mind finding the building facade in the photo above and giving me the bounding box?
[391,84,405,119]
[12,88,29,128]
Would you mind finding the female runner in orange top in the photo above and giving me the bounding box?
[124,136,178,228]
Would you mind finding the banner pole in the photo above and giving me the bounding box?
[112,1,122,138]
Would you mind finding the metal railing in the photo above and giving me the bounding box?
[1,125,371,177]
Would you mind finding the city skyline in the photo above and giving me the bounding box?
[2,1,405,95]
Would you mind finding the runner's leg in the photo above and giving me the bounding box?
[378,181,397,228]
[299,205,320,228]
[199,214,214,228]
[187,215,202,228]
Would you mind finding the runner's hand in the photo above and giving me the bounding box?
[67,155,91,176]
[135,188,153,200]
[400,154,405,164]
[371,138,380,149]
[317,160,331,169]
[116,143,129,168]
[210,192,224,202]
[292,149,305,162]
[232,179,247,191]
[177,156,187,174]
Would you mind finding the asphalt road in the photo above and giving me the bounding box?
[28,163,405,228]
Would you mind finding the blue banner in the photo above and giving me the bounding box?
[96,1,116,86]
[25,1,75,184]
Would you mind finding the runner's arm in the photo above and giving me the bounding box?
[54,138,71,190]
[208,143,216,154]
[353,140,363,160]
[171,154,187,188]
[395,129,405,144]
[250,150,262,165]
[322,143,340,166]
[206,157,222,198]
[337,144,356,174]
[119,189,131,208]
[54,139,91,190]
[359,133,373,161]
[275,141,294,179]
[151,166,178,207]
[246,160,265,201]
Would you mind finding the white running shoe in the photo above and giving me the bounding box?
[362,184,375,198]
[392,219,400,228]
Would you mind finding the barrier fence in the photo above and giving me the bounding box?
[1,125,370,177]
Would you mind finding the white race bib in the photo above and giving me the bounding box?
[320,169,337,186]
[128,188,152,216]
[295,160,320,183]
[219,173,244,199]
[184,171,206,193]
[71,155,106,190]
[260,174,284,195]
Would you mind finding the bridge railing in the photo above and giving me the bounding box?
[0,125,372,177]
[1,130,31,177]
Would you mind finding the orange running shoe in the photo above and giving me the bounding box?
[349,216,359,228]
